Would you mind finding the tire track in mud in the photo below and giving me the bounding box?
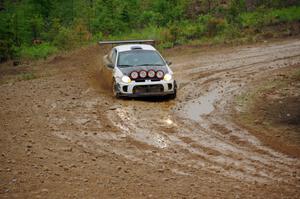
[105,40,300,184]
[48,40,300,187]
[176,41,300,184]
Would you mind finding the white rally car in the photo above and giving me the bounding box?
[99,40,177,99]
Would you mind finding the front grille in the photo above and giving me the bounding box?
[134,77,161,82]
[135,79,145,82]
[133,85,164,94]
[122,86,128,92]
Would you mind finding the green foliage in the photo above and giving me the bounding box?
[17,72,37,81]
[0,0,300,62]
[20,43,58,60]
[181,22,204,40]
[53,27,77,50]
[92,32,104,42]
[46,18,61,41]
[139,11,162,27]
[0,40,17,62]
[240,6,300,28]
[227,0,246,24]
[0,13,16,61]
[221,23,241,39]
[206,17,227,37]
[29,15,43,40]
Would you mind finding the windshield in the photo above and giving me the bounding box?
[117,50,165,67]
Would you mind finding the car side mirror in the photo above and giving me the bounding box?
[166,60,172,66]
[107,62,114,68]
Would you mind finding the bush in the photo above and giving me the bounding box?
[92,32,103,42]
[271,6,300,22]
[222,23,242,39]
[160,28,174,44]
[206,18,227,37]
[20,43,58,60]
[197,15,227,37]
[158,41,174,49]
[0,40,18,62]
[53,27,78,50]
[105,26,165,44]
[139,11,162,27]
[240,6,300,28]
[180,22,205,40]
[73,19,92,45]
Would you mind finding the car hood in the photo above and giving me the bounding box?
[118,65,168,76]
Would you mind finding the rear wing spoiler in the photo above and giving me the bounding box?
[98,40,155,46]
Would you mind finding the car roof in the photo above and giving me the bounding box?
[115,44,156,52]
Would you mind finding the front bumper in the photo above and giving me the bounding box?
[116,79,176,97]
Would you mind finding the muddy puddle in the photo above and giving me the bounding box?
[182,89,219,121]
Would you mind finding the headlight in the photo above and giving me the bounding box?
[121,76,131,83]
[164,74,172,81]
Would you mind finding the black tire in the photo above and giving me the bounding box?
[169,81,177,99]
[169,90,177,99]
[112,79,121,98]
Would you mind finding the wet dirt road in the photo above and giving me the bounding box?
[1,38,300,198]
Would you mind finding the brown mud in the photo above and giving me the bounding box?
[1,38,300,198]
[234,66,300,158]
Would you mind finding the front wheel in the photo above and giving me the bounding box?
[112,79,121,98]
[169,90,177,99]
[169,81,177,99]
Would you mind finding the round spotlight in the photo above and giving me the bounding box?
[139,70,147,78]
[130,71,139,79]
[148,70,155,78]
[156,70,164,79]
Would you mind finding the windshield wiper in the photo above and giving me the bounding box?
[118,64,134,67]
[139,64,164,66]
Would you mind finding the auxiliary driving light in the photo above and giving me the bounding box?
[130,71,139,79]
[156,70,164,79]
[139,70,147,78]
[148,70,156,78]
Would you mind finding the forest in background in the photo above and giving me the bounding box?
[0,0,300,62]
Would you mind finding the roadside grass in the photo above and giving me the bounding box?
[0,69,38,85]
[240,6,300,28]
[17,72,37,81]
[19,43,58,60]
